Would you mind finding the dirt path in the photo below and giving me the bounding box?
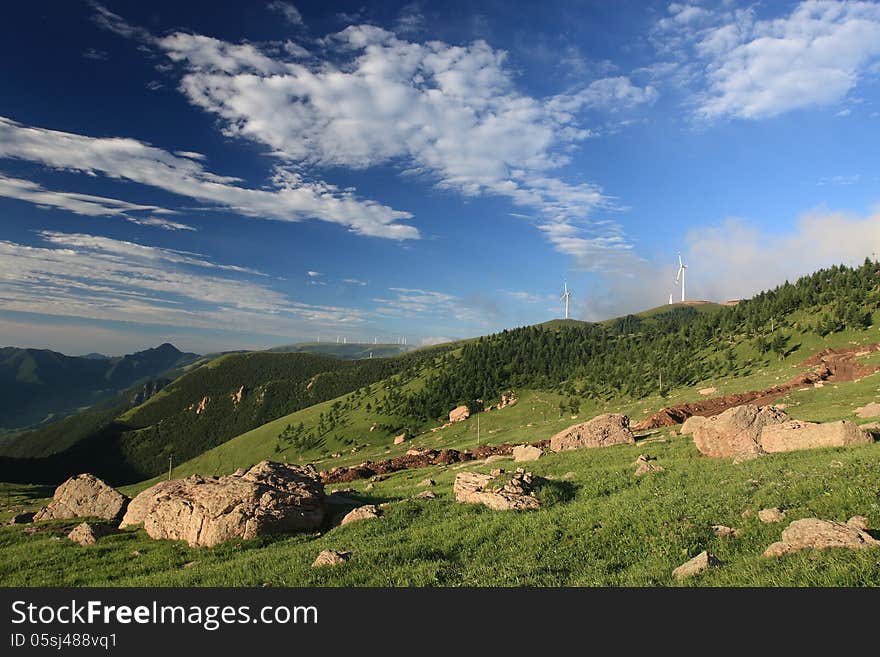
[633,343,880,431]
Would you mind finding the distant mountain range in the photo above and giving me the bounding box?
[0,343,200,431]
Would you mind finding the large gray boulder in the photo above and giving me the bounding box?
[759,420,873,453]
[691,404,789,460]
[120,461,325,547]
[549,413,635,452]
[764,517,880,556]
[34,474,129,522]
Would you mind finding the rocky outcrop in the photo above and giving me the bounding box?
[67,522,116,546]
[120,461,325,547]
[230,385,246,405]
[496,392,518,410]
[763,517,880,556]
[759,420,873,453]
[855,402,880,418]
[453,469,540,511]
[449,405,470,423]
[672,551,719,579]
[512,445,543,462]
[549,413,635,452]
[34,474,129,522]
[690,404,789,460]
[340,505,379,526]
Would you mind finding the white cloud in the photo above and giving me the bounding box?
[153,24,655,267]
[342,278,367,286]
[0,116,417,239]
[653,1,880,120]
[267,1,305,27]
[395,2,426,35]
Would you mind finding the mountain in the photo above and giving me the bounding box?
[0,343,200,432]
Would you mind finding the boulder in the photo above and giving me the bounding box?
[690,405,789,460]
[680,415,708,436]
[711,525,740,538]
[672,551,719,579]
[417,478,435,487]
[758,507,786,523]
[698,387,717,396]
[633,454,663,476]
[449,405,470,423]
[855,402,880,418]
[759,420,873,453]
[763,517,880,557]
[67,522,116,546]
[34,474,129,522]
[312,549,351,567]
[414,490,437,500]
[453,469,540,511]
[512,445,543,462]
[393,433,407,445]
[120,461,325,547]
[549,413,635,452]
[340,504,379,526]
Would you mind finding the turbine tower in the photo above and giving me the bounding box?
[561,280,573,320]
[675,252,688,302]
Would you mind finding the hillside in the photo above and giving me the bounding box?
[0,347,454,485]
[266,342,417,359]
[0,343,199,432]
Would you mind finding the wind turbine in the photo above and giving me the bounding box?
[675,252,688,302]
[561,280,573,319]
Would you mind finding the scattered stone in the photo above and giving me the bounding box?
[561,472,576,481]
[120,461,325,547]
[847,516,870,531]
[741,509,753,519]
[7,512,35,525]
[512,444,543,462]
[34,474,129,522]
[312,549,351,568]
[672,551,719,579]
[453,470,540,511]
[633,454,664,476]
[183,560,200,569]
[414,490,437,500]
[690,404,790,460]
[405,449,426,457]
[393,434,407,445]
[855,402,880,418]
[67,522,116,546]
[417,479,435,487]
[364,482,374,491]
[711,524,741,538]
[764,517,880,556]
[549,413,635,452]
[698,387,717,396]
[340,504,379,526]
[449,405,470,423]
[131,550,142,557]
[759,420,873,453]
[758,507,786,523]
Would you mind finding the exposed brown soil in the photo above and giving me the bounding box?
[633,343,880,431]
[321,440,550,484]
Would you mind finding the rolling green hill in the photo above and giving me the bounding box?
[0,343,199,432]
[266,341,417,359]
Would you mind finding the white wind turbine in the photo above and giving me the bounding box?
[675,252,688,302]
[561,280,573,319]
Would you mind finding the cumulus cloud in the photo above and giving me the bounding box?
[267,1,305,27]
[0,116,417,239]
[152,24,655,267]
[652,1,880,120]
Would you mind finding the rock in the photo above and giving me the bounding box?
[855,402,880,418]
[698,387,717,396]
[758,507,786,523]
[183,560,200,569]
[414,490,437,500]
[691,404,790,460]
[860,422,880,431]
[512,445,543,462]
[393,434,407,445]
[672,551,719,579]
[120,461,325,547]
[34,474,129,522]
[449,405,470,423]
[67,522,115,546]
[405,449,426,456]
[7,512,35,525]
[711,524,740,538]
[312,549,351,568]
[759,420,873,453]
[680,415,708,436]
[485,455,508,464]
[848,516,870,531]
[763,517,880,556]
[453,471,540,511]
[633,454,664,476]
[417,479,435,487]
[340,504,379,526]
[741,509,753,519]
[549,413,635,452]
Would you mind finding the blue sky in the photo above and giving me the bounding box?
[1,0,880,355]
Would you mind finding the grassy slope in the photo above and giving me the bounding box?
[3,318,880,585]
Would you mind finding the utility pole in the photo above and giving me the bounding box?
[168,454,173,481]
[477,413,480,448]
[659,371,662,396]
